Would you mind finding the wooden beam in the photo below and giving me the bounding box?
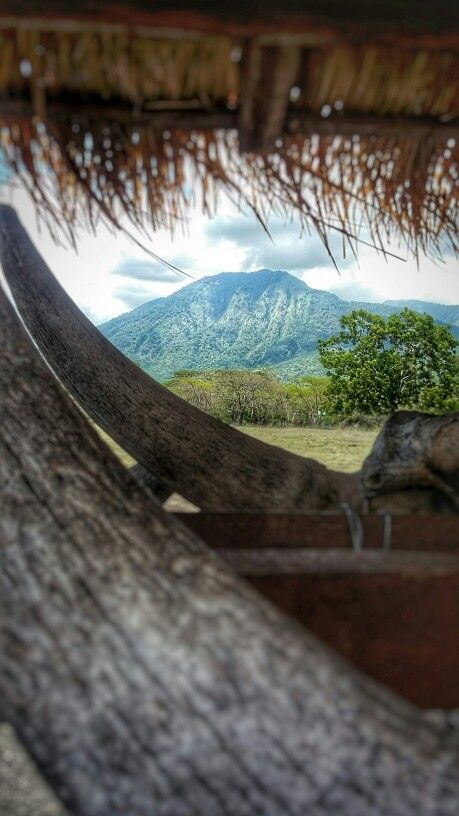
[1,96,457,139]
[178,512,459,551]
[0,97,237,130]
[238,40,263,151]
[215,548,459,575]
[259,46,302,151]
[0,2,458,43]
[239,43,301,151]
[286,112,459,139]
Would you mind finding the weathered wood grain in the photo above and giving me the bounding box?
[2,281,459,814]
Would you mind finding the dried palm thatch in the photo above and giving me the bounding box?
[0,23,457,260]
[1,27,457,116]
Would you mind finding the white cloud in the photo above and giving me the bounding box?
[205,213,355,273]
[320,249,459,306]
[1,182,458,321]
[112,258,183,282]
[327,281,380,302]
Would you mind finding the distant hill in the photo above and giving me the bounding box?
[100,269,459,381]
[383,299,459,330]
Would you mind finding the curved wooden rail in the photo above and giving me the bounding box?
[1,282,459,815]
[0,204,357,512]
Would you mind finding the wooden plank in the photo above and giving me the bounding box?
[248,572,459,708]
[181,513,459,707]
[179,512,459,551]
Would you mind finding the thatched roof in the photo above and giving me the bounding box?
[0,2,458,260]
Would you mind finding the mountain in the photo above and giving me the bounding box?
[99,269,459,381]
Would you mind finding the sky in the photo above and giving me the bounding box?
[1,179,458,325]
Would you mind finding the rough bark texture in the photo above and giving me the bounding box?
[361,411,459,512]
[0,204,358,512]
[1,284,459,815]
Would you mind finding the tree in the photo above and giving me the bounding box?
[164,370,215,414]
[284,376,329,425]
[215,369,285,424]
[318,308,458,416]
[166,370,330,427]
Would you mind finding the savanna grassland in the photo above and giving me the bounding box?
[236,426,378,472]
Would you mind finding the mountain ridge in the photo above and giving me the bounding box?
[100,269,459,381]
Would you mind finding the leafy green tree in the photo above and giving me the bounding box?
[318,308,458,416]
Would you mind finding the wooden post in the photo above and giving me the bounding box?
[239,42,301,151]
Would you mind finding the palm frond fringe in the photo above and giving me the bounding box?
[1,122,457,261]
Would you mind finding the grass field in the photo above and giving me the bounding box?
[236,426,378,472]
[97,424,379,473]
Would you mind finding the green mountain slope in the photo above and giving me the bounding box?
[99,269,459,381]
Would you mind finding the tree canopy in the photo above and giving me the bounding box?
[318,308,459,416]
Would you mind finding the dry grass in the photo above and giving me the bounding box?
[97,423,378,474]
[236,425,379,472]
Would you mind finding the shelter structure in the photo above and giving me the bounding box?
[0,3,459,816]
[0,1,458,255]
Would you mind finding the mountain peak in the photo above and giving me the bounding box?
[252,268,315,290]
[189,268,313,298]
